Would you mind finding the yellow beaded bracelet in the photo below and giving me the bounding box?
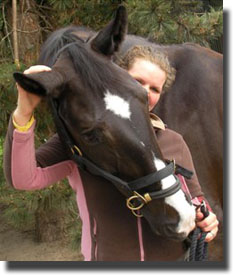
[13,114,35,132]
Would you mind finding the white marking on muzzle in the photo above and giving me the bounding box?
[104,90,131,119]
[153,157,196,236]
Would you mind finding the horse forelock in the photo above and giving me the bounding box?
[39,27,86,67]
[66,42,116,93]
[57,41,139,106]
[40,26,141,105]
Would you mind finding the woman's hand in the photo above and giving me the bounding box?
[13,65,51,126]
[195,209,219,242]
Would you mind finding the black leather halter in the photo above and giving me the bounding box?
[49,98,192,217]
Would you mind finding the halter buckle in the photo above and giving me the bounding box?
[126,191,152,217]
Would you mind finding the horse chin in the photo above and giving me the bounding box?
[148,223,188,242]
[167,232,189,242]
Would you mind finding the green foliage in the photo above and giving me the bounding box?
[68,209,82,250]
[0,0,13,62]
[0,184,36,230]
[0,177,80,236]
[0,63,19,137]
[176,7,223,46]
[0,11,3,30]
[126,0,223,47]
[42,0,124,28]
[0,137,5,185]
[47,0,76,11]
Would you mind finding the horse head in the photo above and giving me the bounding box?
[13,6,195,241]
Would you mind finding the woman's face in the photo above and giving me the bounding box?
[128,58,167,111]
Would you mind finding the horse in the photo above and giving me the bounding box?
[12,6,196,261]
[115,35,223,262]
[48,13,223,261]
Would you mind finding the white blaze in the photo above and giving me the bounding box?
[104,90,131,119]
[153,156,196,236]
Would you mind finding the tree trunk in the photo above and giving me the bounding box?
[8,0,42,65]
[12,0,20,68]
[35,200,67,243]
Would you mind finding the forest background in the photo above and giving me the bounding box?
[0,0,223,259]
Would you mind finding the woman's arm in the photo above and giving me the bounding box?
[3,65,75,190]
[4,116,75,190]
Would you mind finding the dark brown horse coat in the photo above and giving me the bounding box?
[114,37,223,261]
[4,115,203,261]
[72,29,223,260]
[69,31,223,237]
[116,37,223,211]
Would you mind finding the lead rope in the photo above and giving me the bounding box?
[188,201,209,261]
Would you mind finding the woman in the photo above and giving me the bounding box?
[117,45,219,242]
[3,46,218,261]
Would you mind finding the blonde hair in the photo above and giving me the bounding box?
[117,45,176,93]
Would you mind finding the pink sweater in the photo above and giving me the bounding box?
[11,122,94,260]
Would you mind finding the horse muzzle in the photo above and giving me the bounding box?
[148,222,192,242]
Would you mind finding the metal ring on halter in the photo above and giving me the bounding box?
[71,145,83,156]
[132,209,143,218]
[126,191,145,211]
[126,191,152,211]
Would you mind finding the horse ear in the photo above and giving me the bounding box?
[13,70,64,98]
[90,5,128,57]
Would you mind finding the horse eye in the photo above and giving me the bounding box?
[82,129,102,144]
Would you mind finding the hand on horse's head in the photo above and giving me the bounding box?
[14,65,52,126]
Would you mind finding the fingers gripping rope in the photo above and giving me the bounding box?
[188,201,209,261]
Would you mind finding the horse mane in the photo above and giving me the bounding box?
[39,26,90,67]
[65,42,119,94]
[39,26,124,96]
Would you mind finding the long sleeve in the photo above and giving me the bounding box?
[3,116,15,187]
[179,136,203,197]
[3,116,75,190]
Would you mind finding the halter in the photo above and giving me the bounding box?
[49,98,191,217]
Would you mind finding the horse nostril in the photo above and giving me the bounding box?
[178,232,189,241]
